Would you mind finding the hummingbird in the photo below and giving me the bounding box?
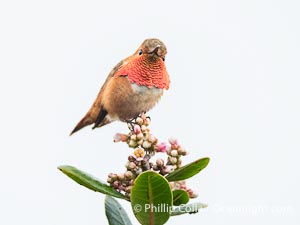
[70,38,170,135]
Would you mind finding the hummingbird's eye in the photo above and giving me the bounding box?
[162,57,165,61]
[138,49,143,55]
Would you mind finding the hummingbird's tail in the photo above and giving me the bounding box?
[70,108,110,135]
[70,114,93,135]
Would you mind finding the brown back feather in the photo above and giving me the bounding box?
[70,60,126,135]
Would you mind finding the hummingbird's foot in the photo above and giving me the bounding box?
[126,113,151,131]
[126,117,136,131]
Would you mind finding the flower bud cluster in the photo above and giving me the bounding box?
[109,113,191,199]
[114,114,158,154]
[106,171,134,198]
[127,115,158,153]
[170,180,198,198]
[107,152,153,198]
[152,158,175,175]
[166,138,188,169]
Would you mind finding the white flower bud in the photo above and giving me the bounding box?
[170,150,178,157]
[168,137,178,146]
[178,147,187,156]
[166,146,172,155]
[163,165,175,174]
[129,140,137,147]
[141,125,147,132]
[125,186,133,193]
[169,157,177,164]
[136,132,144,140]
[144,117,151,126]
[177,157,182,165]
[156,158,164,167]
[137,139,144,146]
[118,173,125,180]
[148,134,157,143]
[125,171,133,179]
[128,162,136,170]
[130,134,137,140]
[142,141,151,149]
[136,117,143,125]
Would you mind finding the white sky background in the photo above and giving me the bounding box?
[0,0,299,224]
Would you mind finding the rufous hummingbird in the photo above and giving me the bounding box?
[70,38,170,135]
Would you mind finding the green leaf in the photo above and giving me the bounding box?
[105,195,132,225]
[166,158,210,182]
[58,165,126,200]
[171,202,208,216]
[172,190,189,206]
[130,171,172,225]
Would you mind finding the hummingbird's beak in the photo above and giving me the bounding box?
[147,45,161,55]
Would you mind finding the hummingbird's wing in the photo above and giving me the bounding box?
[70,60,127,135]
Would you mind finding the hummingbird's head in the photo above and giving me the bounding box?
[116,38,170,90]
[136,38,167,62]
